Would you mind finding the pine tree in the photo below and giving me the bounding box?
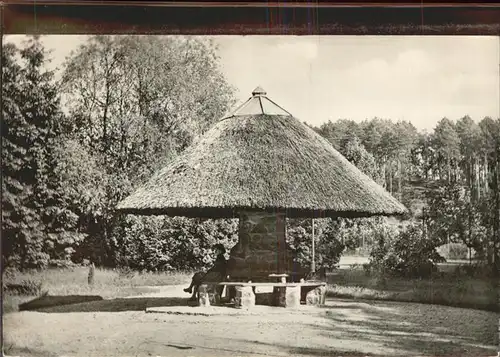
[2,36,78,269]
[2,41,46,269]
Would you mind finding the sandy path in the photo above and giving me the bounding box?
[3,285,497,357]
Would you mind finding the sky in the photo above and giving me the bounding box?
[5,35,499,132]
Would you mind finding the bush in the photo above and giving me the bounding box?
[117,266,136,279]
[453,263,495,279]
[362,263,372,277]
[111,216,239,272]
[449,243,472,260]
[437,243,472,260]
[368,224,445,279]
[3,279,43,296]
[286,218,345,270]
[48,259,77,269]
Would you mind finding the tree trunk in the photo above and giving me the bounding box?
[389,160,393,194]
[493,157,500,274]
[422,207,427,238]
[447,158,451,183]
[468,203,472,265]
[397,159,402,200]
[102,78,110,153]
[424,154,429,181]
[484,153,489,194]
[465,157,471,190]
[475,156,481,201]
[382,162,386,189]
[137,67,144,117]
[446,232,450,256]
[88,263,95,285]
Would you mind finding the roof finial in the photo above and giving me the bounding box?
[252,86,266,97]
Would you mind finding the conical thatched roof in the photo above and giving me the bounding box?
[117,87,408,219]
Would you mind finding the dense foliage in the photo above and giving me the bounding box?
[316,115,500,273]
[2,35,237,271]
[2,35,499,275]
[2,37,87,269]
[367,224,446,279]
[111,216,238,272]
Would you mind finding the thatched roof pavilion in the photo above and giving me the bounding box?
[117,87,407,282]
[117,87,407,219]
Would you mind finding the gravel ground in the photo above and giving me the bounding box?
[3,284,498,357]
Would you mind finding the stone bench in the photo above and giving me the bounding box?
[198,281,327,309]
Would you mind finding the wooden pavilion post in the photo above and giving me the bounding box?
[311,218,316,274]
[276,211,287,275]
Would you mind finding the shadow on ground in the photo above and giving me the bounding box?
[21,295,369,314]
[2,345,58,357]
[240,341,379,357]
[316,299,497,356]
[227,298,498,357]
[19,295,104,311]
[18,295,197,313]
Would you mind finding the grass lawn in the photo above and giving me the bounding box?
[326,266,498,312]
[2,267,192,313]
[3,262,498,314]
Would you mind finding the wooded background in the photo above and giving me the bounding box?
[3,35,499,278]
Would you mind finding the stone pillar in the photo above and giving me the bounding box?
[234,286,255,309]
[198,284,220,307]
[285,286,301,308]
[88,263,95,286]
[274,286,286,307]
[276,213,287,274]
[198,284,211,307]
[306,285,327,307]
[227,210,300,282]
[274,285,301,308]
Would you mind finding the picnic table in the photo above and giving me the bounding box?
[198,273,327,309]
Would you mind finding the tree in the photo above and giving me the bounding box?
[479,117,500,199]
[455,196,488,262]
[111,216,238,271]
[392,121,419,198]
[51,139,107,264]
[358,118,419,198]
[426,182,464,246]
[2,36,80,269]
[1,42,41,268]
[369,223,445,279]
[433,118,461,183]
[455,116,482,199]
[317,119,362,151]
[359,118,387,157]
[341,136,382,183]
[286,218,345,270]
[477,117,500,270]
[411,131,440,181]
[61,35,236,266]
[62,36,236,167]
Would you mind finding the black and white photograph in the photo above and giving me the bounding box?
[2,30,499,357]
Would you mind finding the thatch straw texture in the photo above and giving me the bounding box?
[117,113,407,219]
